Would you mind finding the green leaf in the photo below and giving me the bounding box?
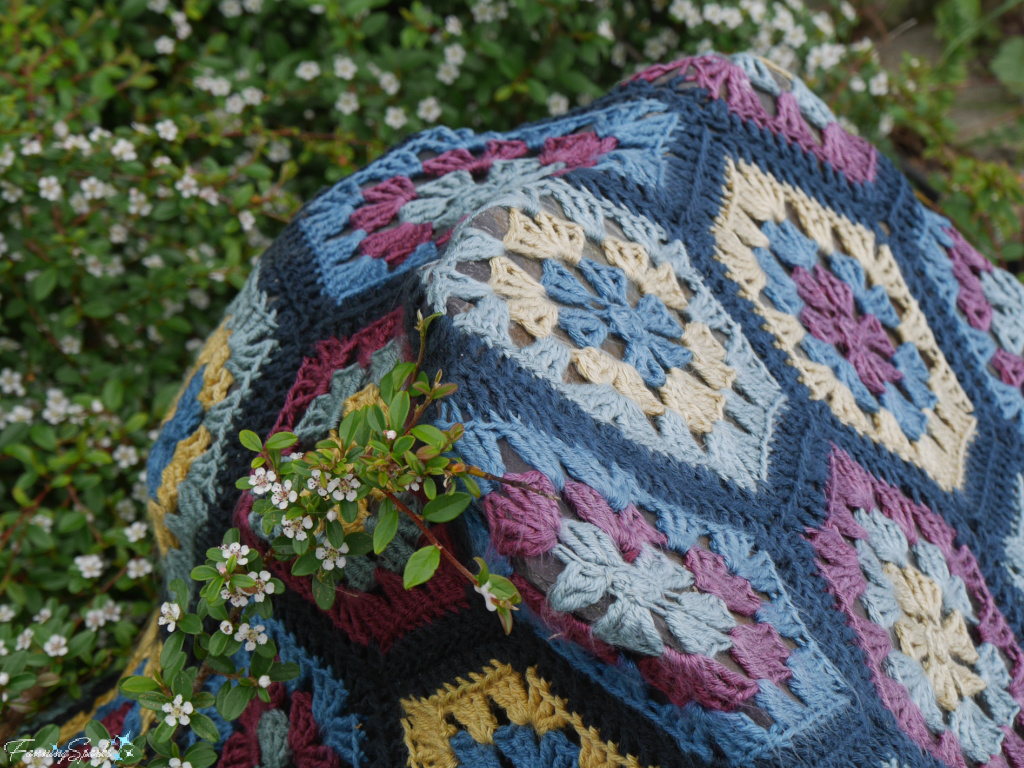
[171,670,193,698]
[344,531,372,557]
[422,492,471,523]
[178,614,203,634]
[184,741,218,768]
[250,651,272,679]
[65,630,96,659]
[403,545,440,589]
[239,430,263,452]
[992,37,1024,94]
[339,499,359,524]
[101,378,124,411]
[160,630,185,678]
[269,661,300,681]
[85,719,111,745]
[326,520,346,548]
[208,630,231,657]
[410,424,447,448]
[29,424,56,451]
[189,712,221,743]
[190,565,220,581]
[311,571,335,611]
[264,431,298,450]
[0,422,30,450]
[373,501,399,554]
[192,691,215,708]
[119,675,160,699]
[216,682,253,720]
[388,391,410,431]
[32,269,58,301]
[291,550,320,576]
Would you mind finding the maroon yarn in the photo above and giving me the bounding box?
[288,691,340,768]
[562,480,666,563]
[357,222,433,267]
[729,623,793,685]
[270,309,403,435]
[348,177,416,233]
[538,132,618,171]
[683,548,761,616]
[484,471,562,558]
[793,265,902,394]
[421,139,529,177]
[993,348,1024,388]
[638,648,760,712]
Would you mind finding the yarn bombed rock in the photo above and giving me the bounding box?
[56,53,1024,768]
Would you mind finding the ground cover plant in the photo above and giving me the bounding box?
[1,0,1021,756]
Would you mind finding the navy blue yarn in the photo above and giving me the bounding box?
[147,365,206,499]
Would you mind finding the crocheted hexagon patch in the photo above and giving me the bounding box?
[809,448,1024,766]
[713,158,976,491]
[427,176,784,490]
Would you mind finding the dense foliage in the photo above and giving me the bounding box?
[0,0,1021,747]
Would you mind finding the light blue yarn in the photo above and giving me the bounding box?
[427,178,785,489]
[801,335,880,413]
[880,384,927,440]
[912,539,976,623]
[764,220,820,271]
[982,268,1024,355]
[854,508,909,568]
[975,642,1022,727]
[162,260,279,596]
[755,246,805,315]
[949,696,1004,763]
[1005,475,1024,595]
[829,251,901,328]
[854,539,901,628]
[883,651,946,734]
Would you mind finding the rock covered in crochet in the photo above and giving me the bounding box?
[60,53,1024,768]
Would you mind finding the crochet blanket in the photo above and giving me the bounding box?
[65,53,1024,768]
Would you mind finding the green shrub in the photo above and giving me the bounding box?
[1,0,1021,737]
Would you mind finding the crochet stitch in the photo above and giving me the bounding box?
[53,53,1024,768]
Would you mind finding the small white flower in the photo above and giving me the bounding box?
[85,609,106,630]
[869,71,889,96]
[225,93,245,114]
[1,181,24,204]
[281,514,314,540]
[243,0,261,12]
[33,607,52,623]
[335,92,359,115]
[103,601,122,622]
[546,93,569,116]
[153,155,172,168]
[112,444,139,469]
[239,210,256,231]
[436,61,459,85]
[109,223,128,243]
[258,674,272,688]
[161,693,193,726]
[158,601,181,632]
[16,628,33,650]
[444,44,466,66]
[296,61,321,81]
[88,126,112,142]
[39,176,62,201]
[111,138,137,161]
[384,429,397,440]
[270,479,298,510]
[879,113,894,136]
[74,554,105,579]
[474,580,498,611]
[168,759,192,768]
[0,642,7,657]
[127,557,153,579]
[219,620,234,635]
[248,570,275,602]
[220,585,250,608]
[315,541,348,570]
[198,186,219,205]
[241,86,263,105]
[125,521,148,543]
[417,97,442,123]
[445,15,462,34]
[333,56,357,80]
[850,76,866,92]
[155,36,175,54]
[596,19,614,40]
[147,0,168,10]
[21,750,52,768]
[840,1,856,21]
[155,119,178,141]
[234,622,268,651]
[328,473,361,503]
[43,634,68,657]
[175,172,199,198]
[21,138,42,156]
[379,71,400,95]
[220,0,242,16]
[249,466,277,495]
[0,369,25,396]
[267,141,290,162]
[0,604,15,622]
[307,468,331,496]
[220,541,250,564]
